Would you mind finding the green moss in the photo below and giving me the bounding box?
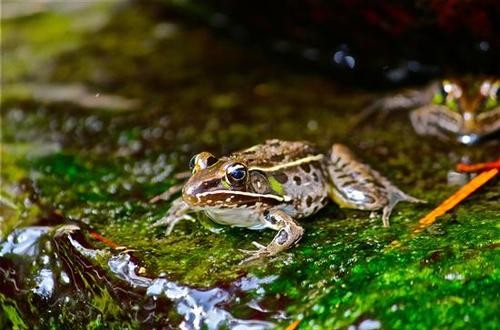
[0,298,28,330]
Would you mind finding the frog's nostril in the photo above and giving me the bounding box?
[183,184,196,197]
[182,185,199,205]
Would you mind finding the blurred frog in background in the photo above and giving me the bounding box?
[358,76,500,145]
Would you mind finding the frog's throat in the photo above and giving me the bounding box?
[195,190,292,202]
[248,154,324,172]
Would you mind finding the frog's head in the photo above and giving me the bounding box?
[179,152,247,208]
[182,152,288,209]
[431,77,499,144]
[182,152,246,208]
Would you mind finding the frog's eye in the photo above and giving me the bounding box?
[432,83,448,105]
[435,80,462,112]
[205,155,218,167]
[225,163,247,184]
[484,95,498,111]
[189,155,197,171]
[189,152,218,173]
[481,81,499,112]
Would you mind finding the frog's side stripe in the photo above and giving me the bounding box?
[249,154,324,172]
[196,190,292,202]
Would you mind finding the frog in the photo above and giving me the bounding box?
[151,140,423,262]
[356,76,500,145]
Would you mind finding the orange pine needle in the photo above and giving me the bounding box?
[456,159,500,173]
[285,320,301,330]
[413,168,498,233]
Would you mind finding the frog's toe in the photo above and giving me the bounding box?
[152,214,194,235]
[251,241,267,249]
[238,242,273,263]
[239,248,272,264]
[152,216,171,227]
[238,246,267,256]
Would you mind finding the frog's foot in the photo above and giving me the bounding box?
[381,190,426,227]
[352,89,427,128]
[153,214,195,234]
[238,242,272,262]
[152,197,194,234]
[239,210,304,264]
[359,166,426,227]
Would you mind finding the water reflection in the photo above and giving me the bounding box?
[0,225,278,329]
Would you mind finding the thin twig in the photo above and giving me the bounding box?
[456,159,500,173]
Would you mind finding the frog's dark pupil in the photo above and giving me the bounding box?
[228,164,247,182]
[231,168,245,180]
[206,156,218,167]
[189,155,197,170]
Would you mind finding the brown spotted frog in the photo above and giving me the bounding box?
[152,140,423,262]
[358,77,500,145]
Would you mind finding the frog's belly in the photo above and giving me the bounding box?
[204,208,265,230]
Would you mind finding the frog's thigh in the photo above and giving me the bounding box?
[327,145,384,211]
[328,183,383,213]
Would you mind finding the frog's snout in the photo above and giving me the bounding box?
[182,180,201,206]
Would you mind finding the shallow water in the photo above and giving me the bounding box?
[1,2,499,329]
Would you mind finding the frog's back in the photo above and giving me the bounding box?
[231,139,320,167]
[231,140,329,218]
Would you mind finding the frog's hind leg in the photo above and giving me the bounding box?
[327,144,425,227]
[326,144,387,212]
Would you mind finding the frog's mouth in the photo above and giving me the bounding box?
[457,130,499,145]
[457,134,481,145]
[183,190,291,208]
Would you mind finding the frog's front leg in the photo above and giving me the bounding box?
[410,105,461,140]
[240,210,304,263]
[149,184,184,203]
[352,87,432,127]
[149,171,192,203]
[152,197,195,234]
